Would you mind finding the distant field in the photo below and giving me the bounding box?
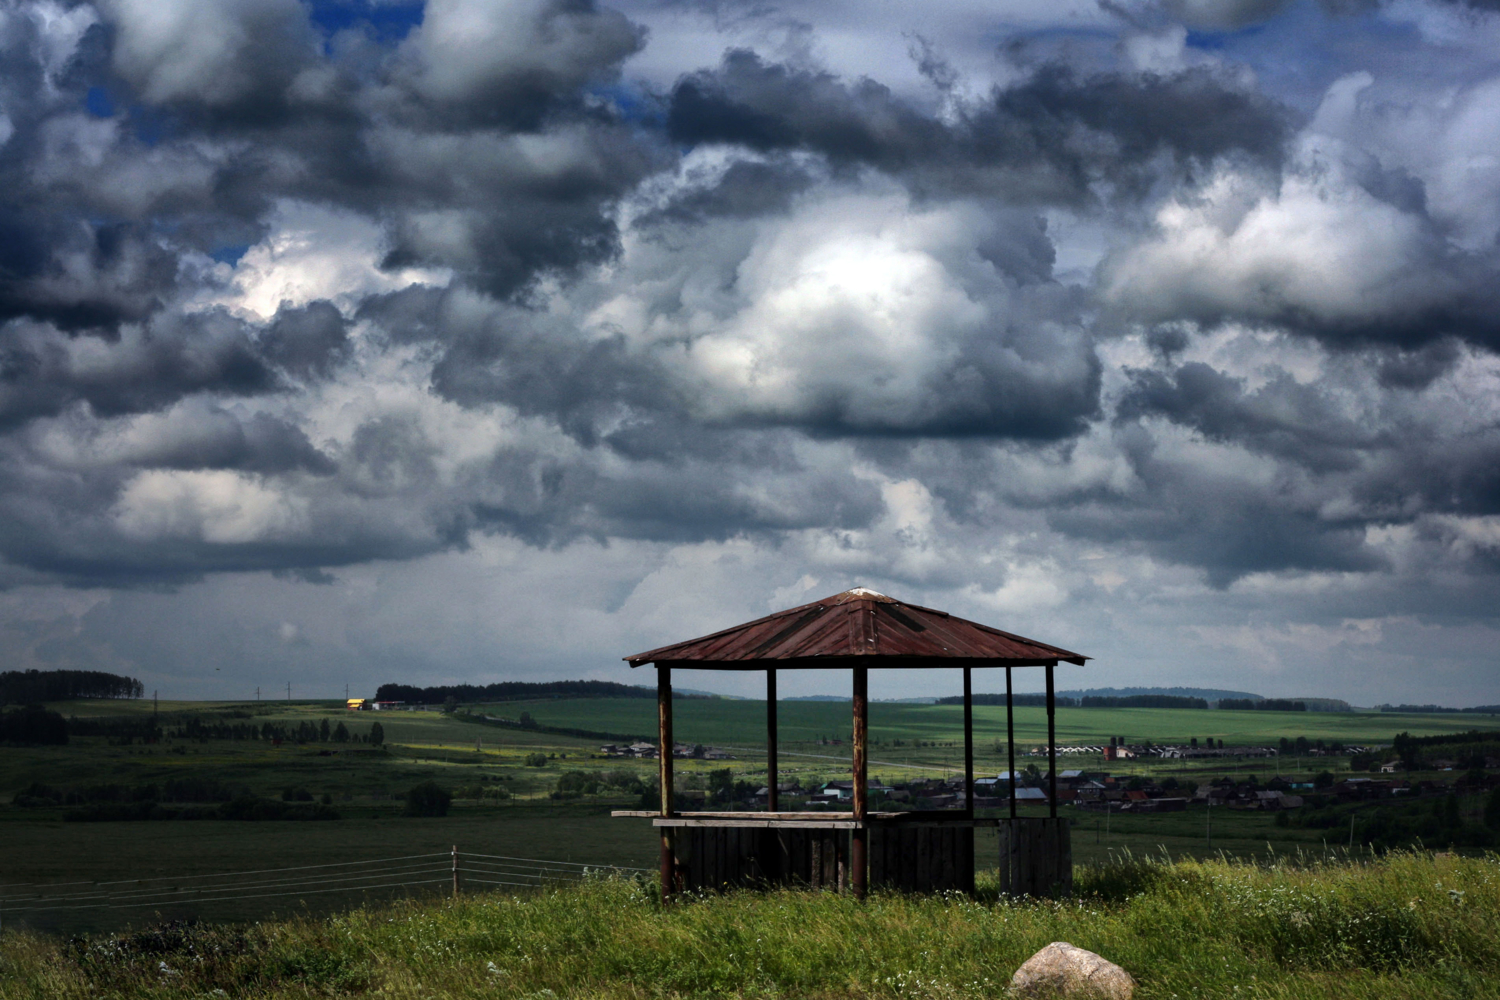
[495,696,1494,748]
[4,696,1493,933]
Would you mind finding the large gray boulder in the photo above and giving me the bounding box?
[1010,941,1135,998]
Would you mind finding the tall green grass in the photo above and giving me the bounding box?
[3,852,1496,999]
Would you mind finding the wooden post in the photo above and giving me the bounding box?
[451,845,459,898]
[963,667,974,816]
[658,665,674,904]
[1046,664,1057,820]
[766,668,778,812]
[1006,665,1016,820]
[851,665,868,900]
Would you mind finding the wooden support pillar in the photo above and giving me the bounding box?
[1046,663,1057,820]
[963,667,974,816]
[1006,665,1016,820]
[766,669,778,812]
[851,665,868,900]
[658,665,674,903]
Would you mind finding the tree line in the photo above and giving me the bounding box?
[0,669,142,704]
[1219,698,1307,712]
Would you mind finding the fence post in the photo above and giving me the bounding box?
[452,845,460,898]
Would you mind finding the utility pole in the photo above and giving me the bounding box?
[287,682,291,702]
[256,686,260,701]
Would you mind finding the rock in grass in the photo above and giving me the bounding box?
[1010,941,1135,998]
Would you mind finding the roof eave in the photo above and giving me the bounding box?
[626,654,1090,670]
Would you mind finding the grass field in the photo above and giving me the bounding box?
[4,697,1493,935]
[3,851,1496,999]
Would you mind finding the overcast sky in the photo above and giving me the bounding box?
[2,0,1499,705]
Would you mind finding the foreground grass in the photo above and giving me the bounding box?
[2,852,1496,1000]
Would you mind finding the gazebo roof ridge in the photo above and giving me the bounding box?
[624,588,1089,668]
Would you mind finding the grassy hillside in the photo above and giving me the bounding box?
[3,852,1496,999]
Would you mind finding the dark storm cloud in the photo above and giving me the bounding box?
[668,51,1292,201]
[1048,425,1386,587]
[260,301,350,380]
[645,158,815,222]
[121,410,337,476]
[1117,361,1382,471]
[0,311,276,430]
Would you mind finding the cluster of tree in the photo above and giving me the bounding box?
[374,680,671,704]
[1281,790,1500,850]
[1081,695,1208,709]
[1296,698,1354,713]
[0,669,142,704]
[1218,698,1307,712]
[452,779,512,800]
[1391,730,1500,771]
[1379,704,1500,715]
[551,769,652,800]
[0,705,68,745]
[404,781,452,817]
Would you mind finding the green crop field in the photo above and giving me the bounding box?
[500,696,1494,747]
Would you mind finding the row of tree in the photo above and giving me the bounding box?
[0,669,142,704]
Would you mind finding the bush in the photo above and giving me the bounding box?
[554,771,606,798]
[404,781,452,817]
[369,721,384,745]
[523,752,548,767]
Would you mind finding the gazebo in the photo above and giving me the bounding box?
[613,588,1089,901]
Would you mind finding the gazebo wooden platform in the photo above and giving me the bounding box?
[613,588,1088,901]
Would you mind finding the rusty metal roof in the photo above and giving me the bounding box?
[624,588,1089,670]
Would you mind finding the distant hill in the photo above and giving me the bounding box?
[1056,686,1263,703]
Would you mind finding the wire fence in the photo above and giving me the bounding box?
[0,850,654,922]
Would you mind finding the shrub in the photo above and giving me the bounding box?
[523,752,548,767]
[404,781,452,817]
